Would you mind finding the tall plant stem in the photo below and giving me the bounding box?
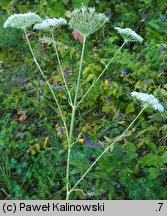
[24,29,69,143]
[70,36,86,140]
[77,40,127,107]
[51,31,73,106]
[70,106,146,194]
[66,36,86,200]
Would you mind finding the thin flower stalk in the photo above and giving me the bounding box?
[66,36,87,200]
[77,40,127,107]
[50,30,73,106]
[70,36,86,140]
[69,106,146,196]
[24,29,69,144]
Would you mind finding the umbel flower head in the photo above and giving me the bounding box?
[34,18,67,30]
[3,12,42,30]
[66,5,109,37]
[115,27,143,43]
[131,91,164,112]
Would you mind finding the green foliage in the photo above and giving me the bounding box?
[0,0,166,200]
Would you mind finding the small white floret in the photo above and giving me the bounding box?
[115,27,143,43]
[131,91,164,112]
[34,18,67,30]
[3,12,42,30]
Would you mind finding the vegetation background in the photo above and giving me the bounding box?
[0,0,166,200]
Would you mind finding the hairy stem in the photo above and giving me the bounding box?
[70,106,146,193]
[51,30,73,106]
[66,37,86,200]
[77,40,127,107]
[24,29,69,143]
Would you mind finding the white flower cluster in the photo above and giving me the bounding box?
[34,18,67,30]
[131,91,164,112]
[66,5,109,37]
[114,27,143,43]
[3,12,42,30]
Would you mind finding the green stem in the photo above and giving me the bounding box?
[51,30,73,106]
[66,36,86,200]
[77,40,127,107]
[70,106,146,193]
[69,36,86,141]
[24,29,69,143]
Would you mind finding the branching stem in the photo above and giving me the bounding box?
[51,30,73,106]
[77,40,127,107]
[69,106,146,195]
[24,29,69,143]
[66,36,86,200]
